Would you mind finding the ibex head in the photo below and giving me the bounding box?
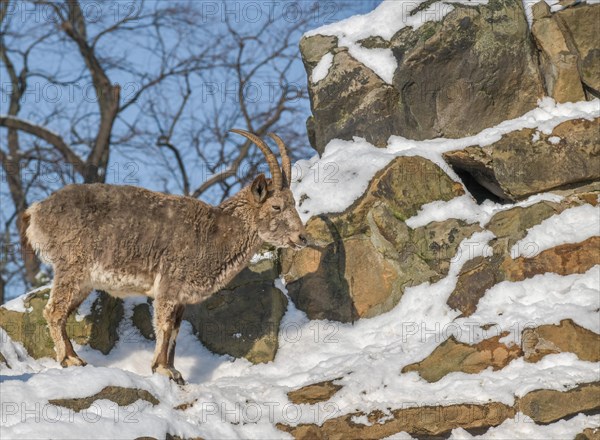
[230,129,307,250]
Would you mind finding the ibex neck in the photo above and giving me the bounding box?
[218,190,263,269]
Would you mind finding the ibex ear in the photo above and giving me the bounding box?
[251,174,268,203]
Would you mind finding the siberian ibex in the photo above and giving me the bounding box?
[23,130,306,383]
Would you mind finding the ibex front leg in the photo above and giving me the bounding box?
[152,298,185,384]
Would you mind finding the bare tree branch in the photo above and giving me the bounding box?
[0,116,86,174]
[156,138,190,196]
[59,1,120,182]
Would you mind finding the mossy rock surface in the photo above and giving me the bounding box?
[184,258,287,363]
[282,156,472,322]
[301,0,544,151]
[0,289,123,359]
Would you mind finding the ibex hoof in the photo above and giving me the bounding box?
[60,356,87,367]
[153,365,185,385]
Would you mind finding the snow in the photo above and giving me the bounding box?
[293,98,598,222]
[75,291,99,322]
[0,365,183,439]
[522,0,600,26]
[346,45,397,84]
[548,135,561,144]
[305,0,489,84]
[452,413,600,439]
[406,193,564,229]
[249,250,275,264]
[511,204,600,258]
[293,137,398,222]
[462,267,600,342]
[311,52,333,83]
[2,284,52,312]
[2,296,33,313]
[0,272,597,440]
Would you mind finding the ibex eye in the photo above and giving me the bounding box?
[272,205,281,211]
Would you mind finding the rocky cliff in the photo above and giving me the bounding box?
[274,1,600,437]
[1,1,599,438]
[302,0,598,153]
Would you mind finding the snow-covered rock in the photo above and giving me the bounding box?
[444,117,600,201]
[281,155,473,322]
[301,0,545,152]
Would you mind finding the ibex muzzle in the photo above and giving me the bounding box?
[23,130,305,384]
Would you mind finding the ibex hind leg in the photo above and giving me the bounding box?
[152,299,185,385]
[44,274,89,367]
[167,304,185,369]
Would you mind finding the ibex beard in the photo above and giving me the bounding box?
[22,130,307,384]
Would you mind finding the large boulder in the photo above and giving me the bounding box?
[390,0,543,140]
[522,319,600,363]
[555,3,600,96]
[443,117,600,201]
[447,196,600,317]
[302,45,402,153]
[278,402,515,439]
[500,236,600,281]
[517,382,600,424]
[183,257,287,363]
[402,319,600,384]
[531,1,586,102]
[301,0,544,151]
[278,383,600,439]
[282,156,469,322]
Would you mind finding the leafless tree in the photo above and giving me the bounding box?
[0,0,215,301]
[141,3,321,203]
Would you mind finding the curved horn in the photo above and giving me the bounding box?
[230,129,282,189]
[267,133,292,187]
